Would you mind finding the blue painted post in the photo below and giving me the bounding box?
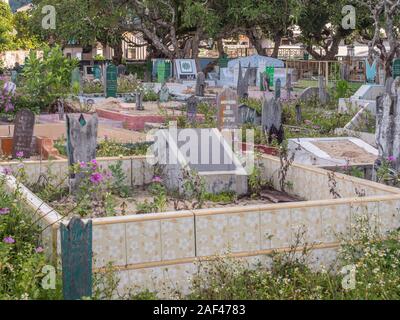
[61,216,93,300]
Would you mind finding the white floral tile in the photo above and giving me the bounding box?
[92,223,127,268]
[227,211,260,253]
[260,209,291,250]
[321,204,351,243]
[126,220,162,265]
[195,214,230,256]
[291,207,322,244]
[161,217,195,261]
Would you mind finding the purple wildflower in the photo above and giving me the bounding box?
[90,159,98,169]
[152,176,163,183]
[35,246,44,253]
[2,167,12,175]
[388,156,397,163]
[3,236,15,244]
[79,161,87,169]
[90,172,103,184]
[0,208,10,215]
[16,151,24,158]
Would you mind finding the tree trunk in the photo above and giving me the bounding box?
[246,28,265,56]
[271,34,282,58]
[217,39,225,57]
[112,42,123,65]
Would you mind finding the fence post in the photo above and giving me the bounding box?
[61,215,93,300]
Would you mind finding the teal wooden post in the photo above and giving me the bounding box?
[393,59,400,79]
[61,216,93,300]
[106,64,118,98]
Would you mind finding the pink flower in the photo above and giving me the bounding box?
[152,176,163,183]
[0,208,10,215]
[3,236,15,244]
[79,161,87,169]
[35,246,44,253]
[90,172,103,184]
[388,156,397,163]
[90,159,98,169]
[2,167,12,175]
[16,151,24,158]
[304,120,313,125]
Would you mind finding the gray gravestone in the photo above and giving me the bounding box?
[298,87,319,102]
[195,72,206,97]
[286,73,292,100]
[57,99,65,121]
[262,97,284,144]
[318,75,328,104]
[136,92,144,111]
[187,95,199,123]
[295,104,302,124]
[12,109,35,159]
[66,113,99,192]
[217,88,239,130]
[237,63,250,99]
[239,104,257,125]
[275,79,281,99]
[159,83,170,103]
[117,64,127,77]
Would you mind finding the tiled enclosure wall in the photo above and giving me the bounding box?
[1,157,155,187]
[259,155,398,200]
[3,155,400,296]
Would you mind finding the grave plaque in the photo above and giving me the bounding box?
[93,65,102,80]
[195,72,206,96]
[187,95,199,122]
[12,109,35,159]
[239,104,257,125]
[159,83,170,103]
[275,79,281,99]
[175,59,197,80]
[11,71,18,84]
[136,92,144,111]
[217,88,239,130]
[393,59,400,79]
[266,66,275,88]
[262,98,284,144]
[106,64,118,98]
[286,73,292,100]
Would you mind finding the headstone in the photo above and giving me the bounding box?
[66,113,98,191]
[237,63,250,99]
[262,98,284,144]
[136,92,144,111]
[61,216,92,300]
[57,99,65,121]
[93,65,102,80]
[286,73,292,100]
[318,75,328,104]
[195,72,206,97]
[11,71,18,84]
[295,104,302,124]
[275,79,281,99]
[106,64,118,98]
[393,59,400,79]
[117,64,127,77]
[175,59,197,80]
[217,88,239,130]
[157,60,166,83]
[298,87,319,102]
[12,109,35,159]
[239,104,257,125]
[266,66,275,88]
[159,83,170,103]
[186,95,199,123]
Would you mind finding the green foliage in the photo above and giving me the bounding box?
[0,176,61,300]
[108,160,131,198]
[0,2,13,52]
[21,45,78,111]
[126,64,146,79]
[136,181,168,214]
[204,191,237,204]
[97,140,151,157]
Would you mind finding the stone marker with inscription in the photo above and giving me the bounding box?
[186,95,199,123]
[217,88,239,130]
[12,109,35,159]
[106,64,118,98]
[275,79,281,99]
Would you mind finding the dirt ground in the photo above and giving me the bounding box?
[313,140,377,164]
[94,98,186,116]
